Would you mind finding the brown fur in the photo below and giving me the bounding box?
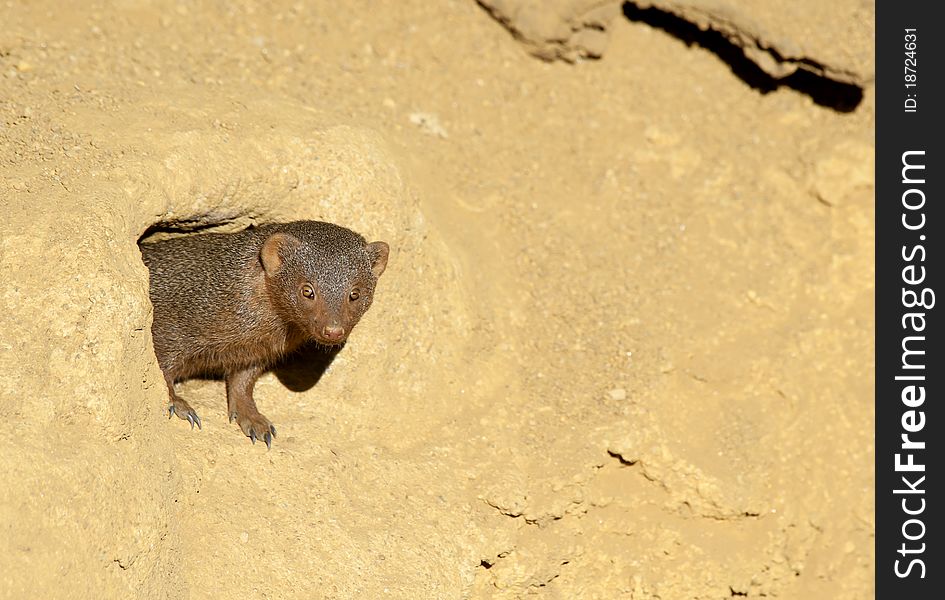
[140,220,389,448]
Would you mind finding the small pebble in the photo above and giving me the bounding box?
[409,112,448,138]
[607,388,627,401]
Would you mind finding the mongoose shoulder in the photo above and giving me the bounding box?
[140,220,389,448]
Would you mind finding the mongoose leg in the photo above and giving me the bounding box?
[226,364,276,449]
[165,372,202,430]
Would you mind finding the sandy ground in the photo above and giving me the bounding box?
[1,1,873,598]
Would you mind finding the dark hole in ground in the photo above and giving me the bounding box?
[622,2,863,112]
[137,216,243,244]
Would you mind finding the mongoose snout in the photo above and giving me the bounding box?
[321,325,346,343]
[140,220,389,449]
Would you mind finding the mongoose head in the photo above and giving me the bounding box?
[259,222,389,346]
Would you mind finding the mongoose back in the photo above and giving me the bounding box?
[140,220,389,448]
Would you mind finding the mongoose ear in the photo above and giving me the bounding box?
[260,233,301,277]
[366,241,389,278]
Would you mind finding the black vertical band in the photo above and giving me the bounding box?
[876,2,942,597]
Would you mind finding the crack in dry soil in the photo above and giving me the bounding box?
[621,1,864,112]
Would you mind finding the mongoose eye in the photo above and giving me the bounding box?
[300,284,316,300]
[349,289,360,301]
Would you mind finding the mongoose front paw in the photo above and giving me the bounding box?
[229,411,276,449]
[168,398,202,430]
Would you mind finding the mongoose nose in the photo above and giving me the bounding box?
[322,325,345,342]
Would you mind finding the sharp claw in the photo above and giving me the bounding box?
[264,432,272,450]
[194,414,202,430]
[187,414,195,429]
[229,413,236,424]
[168,405,176,419]
[270,425,277,438]
[250,429,257,444]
